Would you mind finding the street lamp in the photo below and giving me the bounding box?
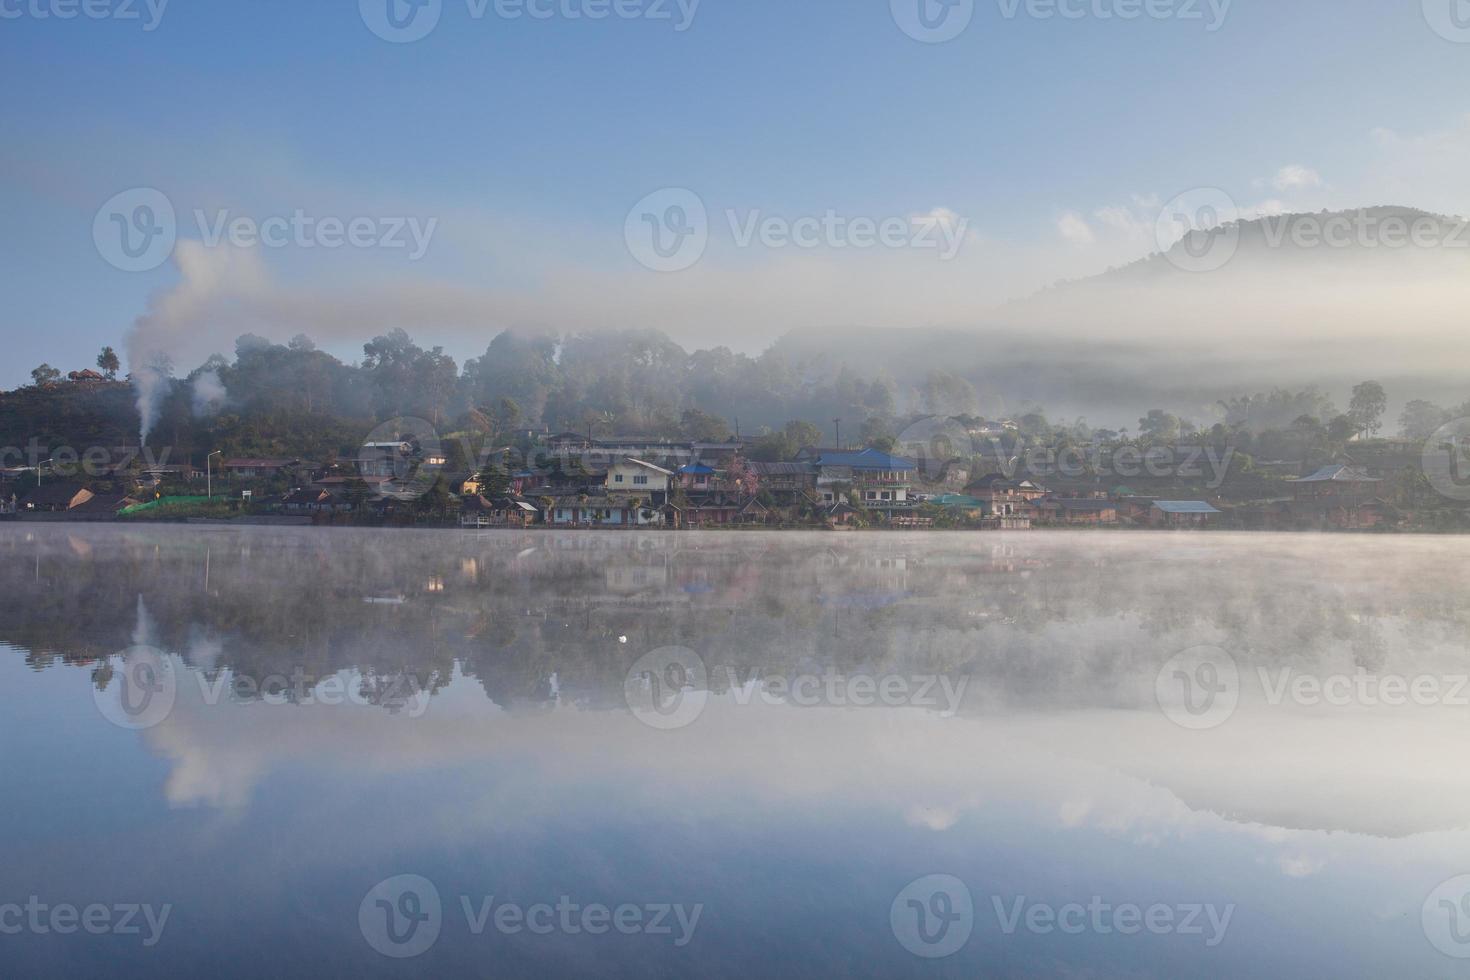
[207,451,222,500]
[36,459,54,488]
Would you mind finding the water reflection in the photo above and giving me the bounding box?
[5,526,1470,977]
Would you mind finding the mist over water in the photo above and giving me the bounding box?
[4,526,1470,976]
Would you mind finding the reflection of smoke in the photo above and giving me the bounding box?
[131,594,156,648]
[191,370,227,417]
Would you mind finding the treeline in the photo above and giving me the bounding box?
[5,327,1459,468]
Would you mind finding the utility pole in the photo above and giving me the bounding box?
[833,419,842,450]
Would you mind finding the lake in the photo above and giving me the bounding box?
[3,525,1470,977]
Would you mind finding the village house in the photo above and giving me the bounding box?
[1150,501,1222,527]
[21,482,94,512]
[811,449,917,515]
[460,495,540,528]
[1033,498,1120,525]
[222,457,303,480]
[965,474,1049,517]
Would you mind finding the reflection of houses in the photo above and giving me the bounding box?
[1150,500,1222,527]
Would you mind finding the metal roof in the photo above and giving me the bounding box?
[1292,465,1381,484]
[1152,500,1222,514]
[815,449,917,472]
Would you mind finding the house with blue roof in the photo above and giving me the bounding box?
[812,448,918,515]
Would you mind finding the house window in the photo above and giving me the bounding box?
[882,492,892,501]
[634,475,648,486]
[615,474,625,483]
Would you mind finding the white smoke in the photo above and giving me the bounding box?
[191,370,227,417]
[125,242,268,444]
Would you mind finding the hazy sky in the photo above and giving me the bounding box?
[2,0,1469,387]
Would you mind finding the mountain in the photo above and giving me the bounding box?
[770,206,1470,427]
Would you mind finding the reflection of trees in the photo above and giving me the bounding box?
[4,529,1470,713]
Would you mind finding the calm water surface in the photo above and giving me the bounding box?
[4,525,1470,977]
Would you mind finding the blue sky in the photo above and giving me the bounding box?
[2,0,1469,387]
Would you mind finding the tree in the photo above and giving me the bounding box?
[1349,381,1387,437]
[1399,400,1449,441]
[783,420,824,451]
[30,364,61,387]
[1137,409,1181,444]
[475,468,512,499]
[97,347,121,379]
[680,408,730,442]
[860,417,896,452]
